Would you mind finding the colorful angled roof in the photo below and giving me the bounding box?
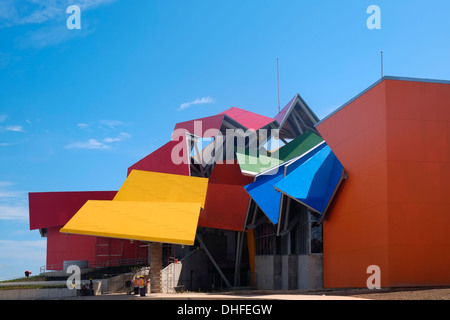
[172,114,225,139]
[31,93,347,247]
[29,191,117,230]
[234,131,324,176]
[244,142,328,224]
[274,145,345,224]
[60,200,202,245]
[199,183,250,231]
[274,94,320,139]
[277,131,324,162]
[115,170,209,208]
[274,95,297,125]
[60,171,209,244]
[235,148,282,176]
[220,107,276,130]
[127,140,190,176]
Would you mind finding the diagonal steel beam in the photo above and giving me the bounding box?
[196,234,232,288]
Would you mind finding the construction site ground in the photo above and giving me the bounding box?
[63,287,450,300]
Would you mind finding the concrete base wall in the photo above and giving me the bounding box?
[0,280,102,300]
[0,288,77,300]
[175,249,212,291]
[255,254,323,290]
[161,262,183,293]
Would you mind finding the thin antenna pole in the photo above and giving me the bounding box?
[277,58,280,113]
[381,51,384,78]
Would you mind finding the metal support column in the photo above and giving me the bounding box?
[233,231,245,287]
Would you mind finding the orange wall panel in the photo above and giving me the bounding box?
[385,80,450,122]
[387,118,449,163]
[318,78,450,288]
[388,203,450,246]
[318,81,387,148]
[385,79,450,287]
[324,246,389,288]
[388,244,450,287]
[324,162,388,220]
[317,80,390,288]
[387,161,450,204]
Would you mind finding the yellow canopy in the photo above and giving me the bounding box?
[60,200,202,245]
[60,171,209,245]
[113,170,209,208]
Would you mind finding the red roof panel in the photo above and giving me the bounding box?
[172,114,225,139]
[199,183,250,231]
[220,107,274,130]
[127,140,190,176]
[209,160,254,186]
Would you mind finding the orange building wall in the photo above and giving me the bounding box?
[385,80,450,287]
[317,78,450,288]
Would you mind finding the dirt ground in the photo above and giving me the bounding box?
[322,287,450,300]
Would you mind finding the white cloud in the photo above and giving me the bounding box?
[16,23,94,49]
[5,125,25,132]
[0,142,14,147]
[102,137,120,143]
[65,138,110,150]
[178,96,215,111]
[65,132,131,150]
[0,205,28,221]
[0,239,46,280]
[0,191,24,198]
[0,0,117,27]
[97,120,124,129]
[77,120,124,130]
[0,181,14,188]
[3,0,117,49]
[103,131,130,143]
[67,119,130,150]
[0,240,46,251]
[0,182,28,221]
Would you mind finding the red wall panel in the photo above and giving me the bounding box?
[127,140,190,176]
[209,160,254,186]
[199,183,250,231]
[29,191,117,230]
[198,162,253,231]
[46,226,97,269]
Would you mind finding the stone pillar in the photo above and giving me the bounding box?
[149,242,162,293]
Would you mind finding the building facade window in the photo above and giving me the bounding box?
[253,198,323,256]
[254,221,277,255]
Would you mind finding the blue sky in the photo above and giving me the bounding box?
[0,0,449,280]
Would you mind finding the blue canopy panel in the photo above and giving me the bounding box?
[245,168,283,224]
[244,142,327,224]
[274,145,345,224]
